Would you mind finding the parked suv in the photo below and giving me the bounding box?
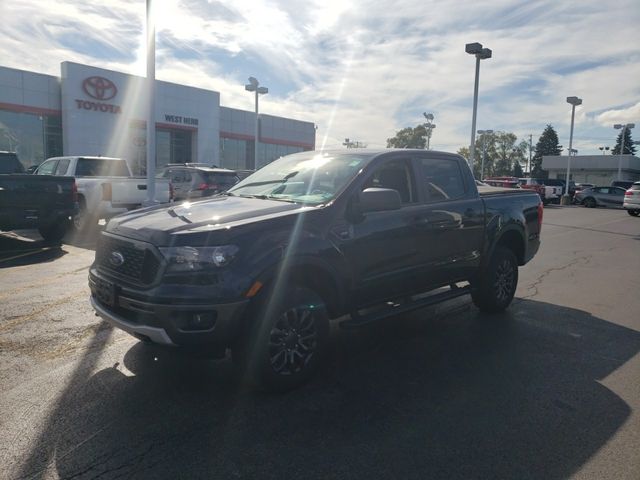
[623,182,640,216]
[611,180,634,190]
[159,165,240,201]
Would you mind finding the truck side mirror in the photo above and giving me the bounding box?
[358,187,402,213]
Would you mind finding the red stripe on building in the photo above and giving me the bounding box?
[156,122,198,132]
[0,102,61,116]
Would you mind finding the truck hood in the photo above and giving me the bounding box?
[107,195,313,244]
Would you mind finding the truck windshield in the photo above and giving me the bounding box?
[76,158,130,176]
[228,152,367,205]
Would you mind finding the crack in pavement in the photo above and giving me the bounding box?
[520,254,593,300]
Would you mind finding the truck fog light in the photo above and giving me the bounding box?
[174,312,217,331]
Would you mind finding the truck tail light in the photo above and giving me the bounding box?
[197,183,219,191]
[71,180,78,203]
[538,201,544,232]
[169,182,175,201]
[101,183,112,201]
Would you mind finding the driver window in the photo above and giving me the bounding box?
[363,159,415,204]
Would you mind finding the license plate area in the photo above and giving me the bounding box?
[92,278,117,307]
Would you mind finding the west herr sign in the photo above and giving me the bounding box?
[75,76,122,114]
[164,114,199,126]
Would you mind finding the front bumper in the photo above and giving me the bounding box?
[89,271,250,348]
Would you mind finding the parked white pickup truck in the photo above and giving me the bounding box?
[36,156,172,230]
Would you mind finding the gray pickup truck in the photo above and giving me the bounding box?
[0,152,78,242]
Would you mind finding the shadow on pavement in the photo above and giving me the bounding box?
[14,300,640,480]
[0,231,66,267]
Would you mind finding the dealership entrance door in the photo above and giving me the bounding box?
[157,128,193,167]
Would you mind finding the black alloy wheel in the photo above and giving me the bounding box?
[583,197,597,208]
[627,209,639,217]
[471,246,519,313]
[234,285,329,391]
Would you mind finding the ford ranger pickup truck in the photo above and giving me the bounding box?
[89,149,542,390]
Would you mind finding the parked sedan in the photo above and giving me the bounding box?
[574,186,626,208]
[623,182,640,216]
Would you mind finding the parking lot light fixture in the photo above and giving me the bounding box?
[466,42,492,168]
[614,123,635,180]
[562,96,582,203]
[245,77,268,169]
[422,112,436,150]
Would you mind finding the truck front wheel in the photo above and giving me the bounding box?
[471,246,519,313]
[233,285,330,392]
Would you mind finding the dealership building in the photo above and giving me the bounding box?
[542,154,640,185]
[0,62,315,173]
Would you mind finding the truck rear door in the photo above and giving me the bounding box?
[413,154,485,286]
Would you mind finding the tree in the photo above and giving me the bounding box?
[459,131,527,179]
[611,128,637,155]
[387,125,428,149]
[531,125,562,178]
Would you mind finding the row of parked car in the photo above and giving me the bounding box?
[574,181,640,216]
[0,151,249,241]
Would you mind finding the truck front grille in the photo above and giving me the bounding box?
[96,234,161,284]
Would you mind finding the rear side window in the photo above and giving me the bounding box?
[419,157,466,202]
[76,158,130,176]
[203,172,240,186]
[55,159,70,175]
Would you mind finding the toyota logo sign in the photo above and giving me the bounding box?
[82,76,118,101]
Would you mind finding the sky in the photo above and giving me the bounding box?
[1,0,639,156]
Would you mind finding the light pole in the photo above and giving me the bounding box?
[465,42,492,168]
[144,0,157,205]
[614,123,634,181]
[562,96,582,204]
[245,77,268,169]
[477,129,493,179]
[422,112,436,150]
[599,146,610,155]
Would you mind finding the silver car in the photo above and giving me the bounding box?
[623,182,640,216]
[574,186,626,208]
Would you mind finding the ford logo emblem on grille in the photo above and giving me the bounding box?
[109,251,125,267]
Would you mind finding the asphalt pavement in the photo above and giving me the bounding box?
[0,206,639,480]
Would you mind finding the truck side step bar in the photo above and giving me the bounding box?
[340,285,471,329]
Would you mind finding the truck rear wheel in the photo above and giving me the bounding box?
[233,285,329,392]
[38,220,69,243]
[471,246,518,313]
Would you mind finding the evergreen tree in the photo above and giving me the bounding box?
[611,128,637,155]
[531,125,562,178]
[386,125,428,149]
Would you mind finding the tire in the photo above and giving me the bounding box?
[38,220,69,243]
[627,209,640,217]
[583,197,597,208]
[233,285,330,392]
[471,246,519,313]
[72,203,97,232]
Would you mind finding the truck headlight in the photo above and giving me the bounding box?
[159,245,239,272]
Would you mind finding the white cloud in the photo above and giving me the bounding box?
[1,0,639,154]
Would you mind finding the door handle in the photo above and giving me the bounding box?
[430,219,462,230]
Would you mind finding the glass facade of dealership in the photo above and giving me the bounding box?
[0,63,315,172]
